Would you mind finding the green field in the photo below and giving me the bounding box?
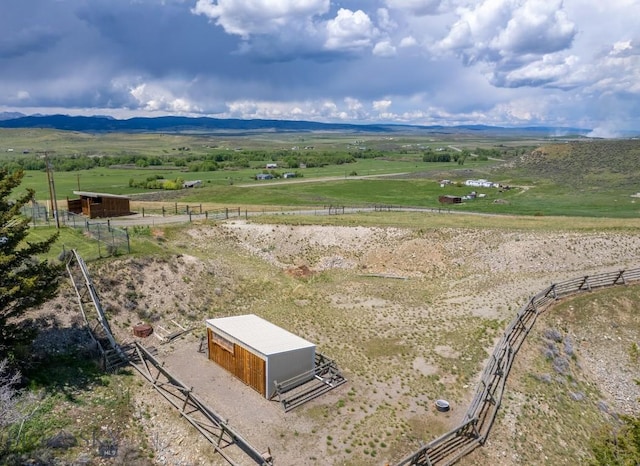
[3,128,640,218]
[6,128,640,465]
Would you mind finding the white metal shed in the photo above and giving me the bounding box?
[206,314,316,398]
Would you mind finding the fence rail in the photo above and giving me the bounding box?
[394,266,640,466]
[66,250,272,466]
[130,343,273,466]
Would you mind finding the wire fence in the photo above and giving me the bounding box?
[80,220,130,257]
[18,200,460,263]
[21,203,130,259]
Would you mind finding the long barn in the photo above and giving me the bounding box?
[206,314,316,399]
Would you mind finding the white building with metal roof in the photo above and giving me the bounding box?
[205,314,316,398]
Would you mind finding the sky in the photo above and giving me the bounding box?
[1,0,639,135]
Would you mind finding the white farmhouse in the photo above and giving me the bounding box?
[465,179,498,188]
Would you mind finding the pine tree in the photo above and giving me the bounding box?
[0,169,62,359]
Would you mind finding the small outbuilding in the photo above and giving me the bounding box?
[439,195,463,204]
[206,314,316,398]
[67,191,132,218]
[182,180,202,188]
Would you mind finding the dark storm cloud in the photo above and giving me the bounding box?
[0,0,637,131]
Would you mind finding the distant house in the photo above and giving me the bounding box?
[266,163,278,169]
[283,172,297,179]
[67,191,131,218]
[465,179,497,188]
[439,195,463,204]
[256,173,273,180]
[183,180,202,188]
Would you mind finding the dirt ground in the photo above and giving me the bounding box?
[46,218,640,465]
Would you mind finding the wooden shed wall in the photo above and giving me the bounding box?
[438,195,462,204]
[81,196,130,218]
[67,199,82,214]
[207,328,266,396]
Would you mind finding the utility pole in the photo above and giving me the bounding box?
[38,151,60,229]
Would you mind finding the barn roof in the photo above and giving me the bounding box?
[73,191,130,199]
[206,314,315,356]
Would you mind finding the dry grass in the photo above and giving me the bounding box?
[33,211,640,465]
[464,284,640,466]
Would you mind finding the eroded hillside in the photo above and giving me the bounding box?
[35,218,640,465]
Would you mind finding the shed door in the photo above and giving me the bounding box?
[235,345,266,396]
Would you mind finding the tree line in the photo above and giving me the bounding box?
[0,149,374,173]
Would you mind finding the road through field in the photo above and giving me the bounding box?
[234,171,409,187]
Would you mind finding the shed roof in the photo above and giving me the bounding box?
[206,314,315,356]
[73,191,130,199]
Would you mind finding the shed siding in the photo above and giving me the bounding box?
[207,328,267,396]
[67,198,82,214]
[236,345,266,396]
[71,194,131,218]
[266,347,315,399]
[206,315,316,399]
[84,196,130,218]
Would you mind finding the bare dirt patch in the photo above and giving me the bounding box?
[41,218,640,465]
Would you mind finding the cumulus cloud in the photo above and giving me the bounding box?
[325,9,377,51]
[491,1,576,56]
[373,40,397,57]
[129,82,201,114]
[610,40,634,57]
[437,0,577,87]
[373,99,392,112]
[224,97,372,121]
[192,0,329,38]
[496,54,580,88]
[1,0,639,131]
[377,8,396,32]
[399,36,418,48]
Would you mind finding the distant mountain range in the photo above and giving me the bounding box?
[0,112,593,137]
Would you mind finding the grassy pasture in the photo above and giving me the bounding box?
[4,129,640,218]
[0,128,539,155]
[19,167,640,219]
[17,157,494,199]
[7,129,640,464]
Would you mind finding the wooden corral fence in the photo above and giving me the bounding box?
[270,353,347,412]
[394,267,640,466]
[130,343,274,466]
[66,250,273,466]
